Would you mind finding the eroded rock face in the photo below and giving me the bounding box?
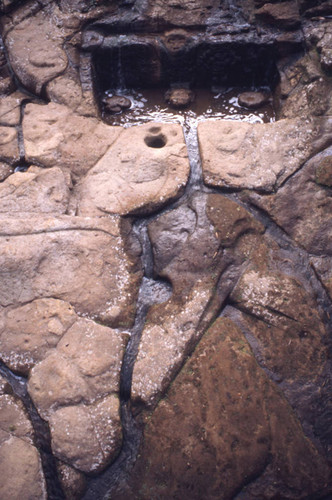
[0,216,142,327]
[198,117,332,192]
[28,318,126,473]
[131,192,264,408]
[0,377,47,500]
[76,123,190,216]
[115,319,331,499]
[23,102,122,179]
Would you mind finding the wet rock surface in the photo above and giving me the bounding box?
[0,0,332,499]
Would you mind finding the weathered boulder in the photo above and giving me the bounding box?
[0,126,19,165]
[102,95,132,114]
[0,216,142,327]
[0,376,47,500]
[28,318,126,473]
[131,192,264,409]
[146,0,216,26]
[2,6,68,95]
[198,118,332,191]
[23,102,122,179]
[255,1,301,30]
[238,90,269,109]
[245,147,332,255]
[0,92,24,126]
[165,88,195,109]
[0,298,77,375]
[115,319,331,499]
[0,166,71,214]
[76,123,190,216]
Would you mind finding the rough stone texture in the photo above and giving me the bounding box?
[146,0,217,26]
[0,215,142,327]
[76,123,190,216]
[0,92,24,126]
[0,298,77,375]
[3,6,68,95]
[246,147,332,255]
[131,192,264,409]
[0,161,13,181]
[0,377,47,500]
[0,125,19,165]
[165,88,195,109]
[23,102,122,179]
[255,2,301,30]
[57,462,87,500]
[198,117,332,191]
[115,319,331,499]
[238,91,269,109]
[28,317,126,472]
[0,166,71,214]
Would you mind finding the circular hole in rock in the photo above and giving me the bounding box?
[144,134,167,148]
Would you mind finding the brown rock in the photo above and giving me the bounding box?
[57,462,87,500]
[147,0,216,26]
[28,317,126,472]
[102,95,132,114]
[247,149,332,255]
[46,72,97,117]
[0,298,77,375]
[131,193,264,409]
[315,154,332,186]
[0,216,142,326]
[117,319,331,499]
[0,126,19,164]
[23,102,122,179]
[230,266,328,382]
[198,118,332,192]
[76,123,190,216]
[49,396,122,473]
[0,92,23,126]
[0,166,71,214]
[0,161,13,181]
[0,385,47,500]
[238,90,269,109]
[3,7,68,95]
[165,88,195,109]
[255,1,301,30]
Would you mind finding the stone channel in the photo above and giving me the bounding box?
[0,0,332,499]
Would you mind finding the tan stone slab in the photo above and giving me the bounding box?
[0,215,142,327]
[23,102,122,179]
[0,126,19,164]
[198,117,332,192]
[76,123,190,216]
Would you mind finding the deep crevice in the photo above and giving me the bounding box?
[0,362,65,500]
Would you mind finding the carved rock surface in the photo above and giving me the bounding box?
[198,118,332,191]
[28,318,125,473]
[76,123,190,216]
